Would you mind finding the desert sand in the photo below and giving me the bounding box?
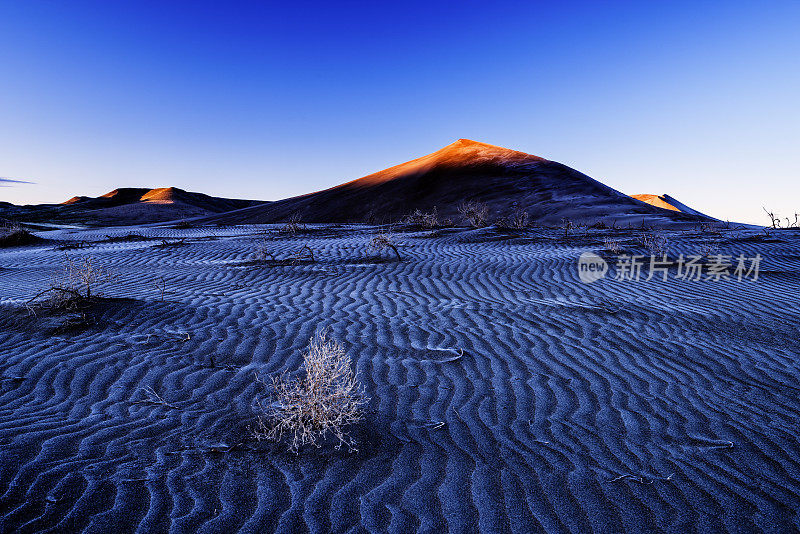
[1,221,799,532]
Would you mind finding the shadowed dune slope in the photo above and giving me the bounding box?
[201,139,713,227]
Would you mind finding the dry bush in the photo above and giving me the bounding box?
[561,218,575,237]
[762,207,800,229]
[637,233,670,255]
[495,204,530,229]
[367,233,401,261]
[253,238,274,262]
[698,222,722,235]
[403,207,441,229]
[698,240,720,258]
[292,245,315,263]
[603,237,622,254]
[249,244,315,266]
[28,256,114,311]
[458,200,489,227]
[253,331,366,453]
[279,213,306,236]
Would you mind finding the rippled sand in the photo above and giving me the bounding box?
[1,224,799,532]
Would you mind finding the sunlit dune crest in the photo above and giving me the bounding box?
[632,194,681,211]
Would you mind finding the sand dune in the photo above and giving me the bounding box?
[200,139,714,227]
[2,188,264,226]
[632,194,681,211]
[1,224,799,531]
[632,193,714,219]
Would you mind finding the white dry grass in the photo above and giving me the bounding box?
[253,331,367,453]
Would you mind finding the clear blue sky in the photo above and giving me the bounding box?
[1,1,798,224]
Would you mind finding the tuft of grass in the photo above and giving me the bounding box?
[253,331,367,453]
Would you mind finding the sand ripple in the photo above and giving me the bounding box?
[1,226,799,532]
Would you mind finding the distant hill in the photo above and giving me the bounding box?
[199,139,714,227]
[0,187,264,226]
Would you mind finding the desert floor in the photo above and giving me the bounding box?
[1,224,799,533]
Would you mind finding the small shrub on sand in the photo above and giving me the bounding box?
[367,233,401,261]
[603,237,622,254]
[253,331,367,453]
[279,213,306,236]
[762,207,799,229]
[253,239,274,262]
[153,238,187,249]
[248,244,315,266]
[458,200,489,227]
[403,207,441,229]
[495,204,530,229]
[637,233,669,255]
[28,256,114,311]
[697,240,720,259]
[561,218,575,237]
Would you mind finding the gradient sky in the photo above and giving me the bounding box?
[1,1,798,224]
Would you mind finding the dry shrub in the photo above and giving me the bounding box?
[495,204,530,229]
[249,244,315,266]
[458,200,489,227]
[403,207,441,229]
[279,213,306,236]
[762,207,800,229]
[253,239,274,262]
[698,240,720,258]
[637,233,670,255]
[367,233,401,261]
[603,237,622,254]
[561,218,575,237]
[28,256,114,311]
[253,331,367,453]
[153,238,187,249]
[698,222,722,235]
